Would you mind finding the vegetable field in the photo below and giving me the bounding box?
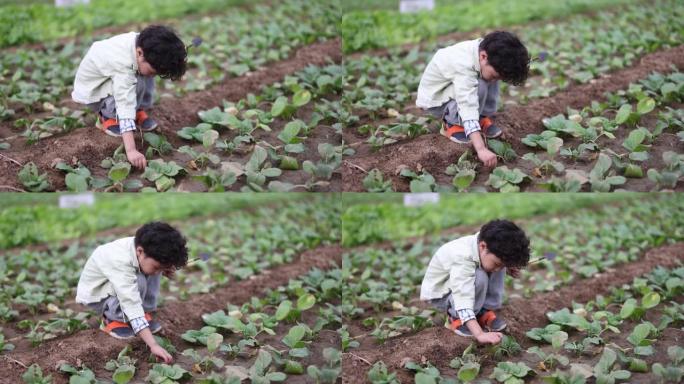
[0,194,345,383]
[341,194,684,383]
[341,0,684,192]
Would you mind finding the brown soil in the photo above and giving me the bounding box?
[341,44,684,192]
[0,243,343,384]
[0,38,342,191]
[341,242,684,383]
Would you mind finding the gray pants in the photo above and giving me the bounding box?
[87,272,160,322]
[429,267,506,320]
[427,79,499,125]
[88,75,155,119]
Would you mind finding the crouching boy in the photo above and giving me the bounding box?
[72,25,188,169]
[416,31,530,169]
[420,219,529,344]
[76,222,188,362]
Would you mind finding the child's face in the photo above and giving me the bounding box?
[136,47,158,77]
[136,246,173,276]
[478,241,505,272]
[478,51,501,83]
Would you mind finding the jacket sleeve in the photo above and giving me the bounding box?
[451,69,481,122]
[96,257,145,321]
[110,71,138,120]
[448,256,477,312]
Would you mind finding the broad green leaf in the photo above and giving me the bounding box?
[199,107,230,126]
[415,372,437,384]
[279,156,299,170]
[271,96,288,117]
[624,164,643,178]
[283,325,306,348]
[636,97,655,115]
[297,294,316,310]
[65,173,88,192]
[275,301,292,321]
[112,366,135,384]
[620,298,636,319]
[284,360,304,374]
[641,292,660,309]
[108,162,130,183]
[206,333,223,353]
[292,90,312,107]
[457,362,480,382]
[278,120,304,144]
[202,129,219,148]
[622,129,647,152]
[614,104,632,125]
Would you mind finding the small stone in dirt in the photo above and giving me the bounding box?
[400,357,413,367]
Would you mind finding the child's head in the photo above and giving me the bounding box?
[478,31,530,86]
[477,219,530,272]
[134,222,188,275]
[135,25,187,80]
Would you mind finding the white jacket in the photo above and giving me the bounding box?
[76,237,146,321]
[416,38,483,122]
[72,32,139,121]
[420,233,481,312]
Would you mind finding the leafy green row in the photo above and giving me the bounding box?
[342,196,684,333]
[0,0,341,129]
[340,0,637,52]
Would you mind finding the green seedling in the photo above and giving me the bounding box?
[486,166,530,192]
[363,169,394,192]
[306,348,341,383]
[21,364,52,384]
[249,349,287,383]
[146,364,191,383]
[59,363,97,384]
[445,150,477,192]
[490,361,534,384]
[18,162,51,192]
[105,345,137,384]
[367,361,399,384]
[399,167,436,192]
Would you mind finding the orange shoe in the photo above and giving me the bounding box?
[445,316,473,337]
[136,110,158,132]
[95,115,122,137]
[440,121,469,144]
[479,116,502,139]
[100,318,134,339]
[477,310,507,331]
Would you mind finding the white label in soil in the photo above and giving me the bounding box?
[55,0,90,7]
[403,193,440,207]
[400,0,435,13]
[59,193,95,209]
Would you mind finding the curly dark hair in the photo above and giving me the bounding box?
[134,222,188,269]
[136,25,187,81]
[479,31,530,86]
[478,219,530,267]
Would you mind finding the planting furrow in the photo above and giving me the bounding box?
[341,44,684,191]
[0,244,343,384]
[341,242,684,383]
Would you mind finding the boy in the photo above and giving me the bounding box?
[76,222,188,363]
[416,31,530,169]
[72,25,188,169]
[420,219,529,345]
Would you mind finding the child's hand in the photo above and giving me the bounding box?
[476,331,503,344]
[150,344,173,363]
[477,148,497,168]
[127,149,147,169]
[507,267,521,278]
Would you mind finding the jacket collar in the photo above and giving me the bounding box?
[470,232,481,266]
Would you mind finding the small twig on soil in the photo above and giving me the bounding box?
[0,185,26,192]
[2,355,28,369]
[344,352,373,366]
[343,160,368,174]
[0,152,22,167]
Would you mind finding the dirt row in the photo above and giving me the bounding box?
[0,242,343,384]
[341,242,684,383]
[0,38,342,191]
[341,44,684,192]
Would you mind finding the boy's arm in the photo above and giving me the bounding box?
[137,326,173,363]
[110,72,146,169]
